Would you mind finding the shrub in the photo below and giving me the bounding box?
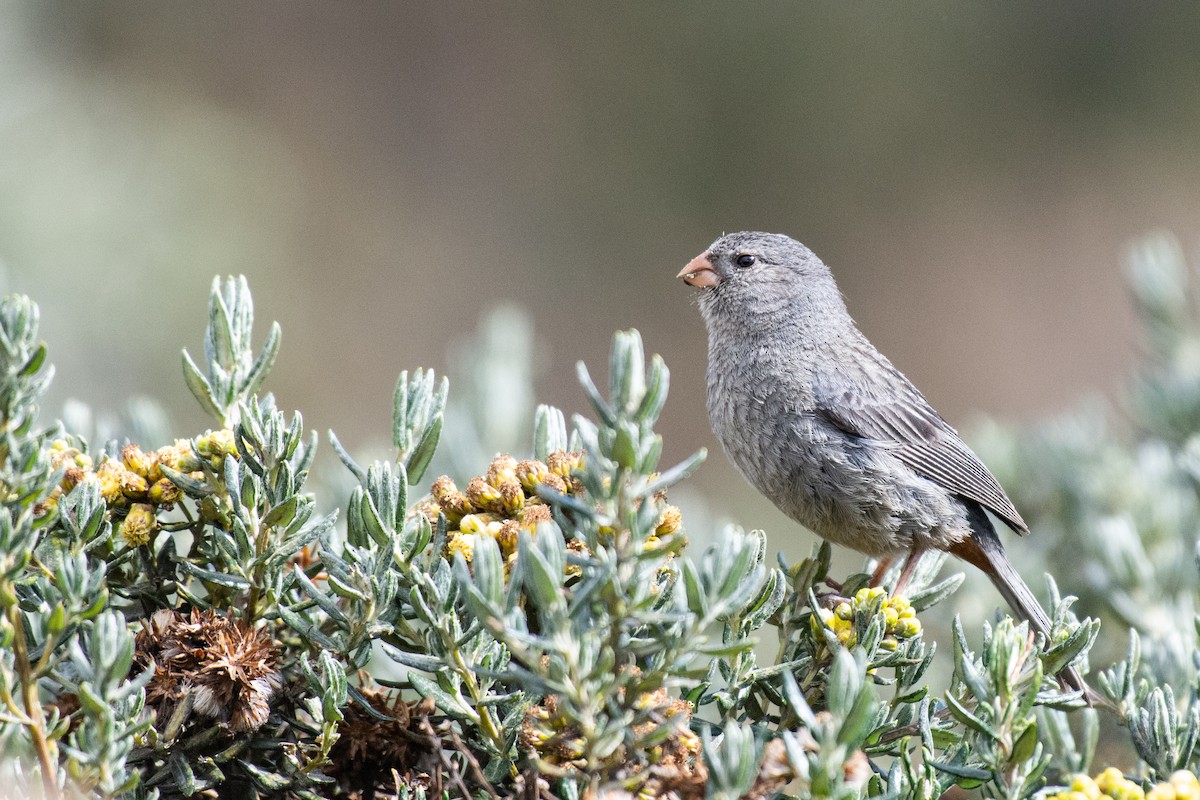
[0,235,1197,799]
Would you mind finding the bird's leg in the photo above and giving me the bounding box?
[869,557,894,588]
[891,547,926,597]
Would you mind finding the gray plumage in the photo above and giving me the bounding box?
[681,231,1089,697]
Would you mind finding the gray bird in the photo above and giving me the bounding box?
[678,230,1088,696]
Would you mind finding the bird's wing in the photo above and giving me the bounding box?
[814,355,1028,535]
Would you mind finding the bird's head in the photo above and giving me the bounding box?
[677,231,846,326]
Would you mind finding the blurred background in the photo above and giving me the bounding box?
[3,4,1200,560]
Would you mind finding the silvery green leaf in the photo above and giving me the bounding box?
[944,691,1000,741]
[908,571,965,612]
[702,722,760,800]
[327,428,365,482]
[642,448,707,498]
[178,561,251,590]
[534,404,568,460]
[380,642,448,673]
[471,535,505,608]
[405,413,441,485]
[409,672,476,721]
[278,606,338,650]
[243,320,281,399]
[237,759,291,792]
[292,565,349,626]
[635,354,669,426]
[575,361,615,427]
[181,350,222,422]
[157,463,213,499]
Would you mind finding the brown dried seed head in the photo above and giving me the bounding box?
[191,619,281,732]
[135,609,279,733]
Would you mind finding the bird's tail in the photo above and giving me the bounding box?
[949,505,1093,701]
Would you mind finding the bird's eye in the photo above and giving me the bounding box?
[735,254,757,269]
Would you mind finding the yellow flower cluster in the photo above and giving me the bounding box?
[1049,769,1200,800]
[815,586,922,650]
[431,452,684,569]
[43,430,238,548]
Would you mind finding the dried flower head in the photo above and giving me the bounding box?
[327,687,437,793]
[135,608,281,733]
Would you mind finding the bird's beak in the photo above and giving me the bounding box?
[677,251,720,288]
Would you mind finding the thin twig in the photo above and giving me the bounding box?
[421,717,475,800]
[448,727,501,798]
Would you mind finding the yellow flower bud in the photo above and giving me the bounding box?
[95,461,128,505]
[446,532,478,563]
[655,505,682,536]
[431,475,472,522]
[158,442,203,473]
[516,460,552,492]
[458,513,497,537]
[1071,774,1101,800]
[120,503,157,548]
[1147,783,1176,800]
[546,450,583,480]
[1099,770,1129,793]
[499,480,525,516]
[197,429,237,459]
[149,477,183,506]
[466,477,504,513]
[486,454,519,490]
[122,444,153,478]
[835,602,853,620]
[1170,772,1199,800]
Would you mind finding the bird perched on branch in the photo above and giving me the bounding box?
[677,230,1090,698]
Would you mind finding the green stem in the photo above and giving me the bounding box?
[8,602,60,800]
[247,509,267,620]
[444,626,506,758]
